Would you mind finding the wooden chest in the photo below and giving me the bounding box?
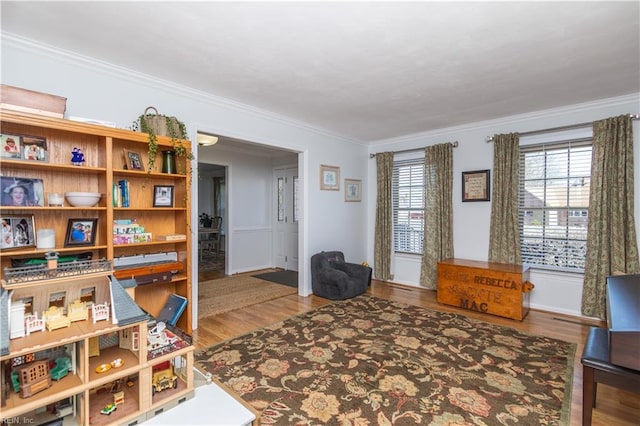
[437,258,534,320]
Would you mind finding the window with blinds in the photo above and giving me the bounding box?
[518,139,592,271]
[393,157,425,254]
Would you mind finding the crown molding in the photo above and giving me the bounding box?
[369,92,640,149]
[1,32,362,145]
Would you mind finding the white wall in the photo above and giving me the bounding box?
[2,34,371,317]
[197,168,214,219]
[197,146,302,275]
[367,94,640,317]
[198,146,274,274]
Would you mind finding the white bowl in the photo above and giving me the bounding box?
[65,192,102,207]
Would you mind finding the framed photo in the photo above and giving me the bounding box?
[1,215,36,250]
[124,150,145,171]
[344,179,362,202]
[462,169,490,202]
[0,176,45,207]
[64,218,98,247]
[1,133,22,159]
[320,164,340,190]
[153,185,174,207]
[21,135,48,162]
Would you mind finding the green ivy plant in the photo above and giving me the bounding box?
[131,109,194,174]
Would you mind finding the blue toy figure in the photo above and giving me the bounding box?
[71,147,85,166]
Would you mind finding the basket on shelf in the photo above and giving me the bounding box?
[138,106,182,137]
[133,106,191,173]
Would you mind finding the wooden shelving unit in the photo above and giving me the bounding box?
[0,109,193,333]
[0,109,195,425]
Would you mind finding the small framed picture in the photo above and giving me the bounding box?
[153,185,174,207]
[124,150,145,171]
[1,134,22,159]
[1,215,36,250]
[0,176,45,207]
[344,179,362,202]
[64,218,98,247]
[462,169,491,202]
[21,135,48,162]
[320,164,340,190]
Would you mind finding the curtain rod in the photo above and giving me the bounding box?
[369,141,458,158]
[485,113,640,142]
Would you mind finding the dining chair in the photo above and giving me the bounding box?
[202,216,223,257]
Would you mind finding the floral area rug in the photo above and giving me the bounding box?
[195,295,575,425]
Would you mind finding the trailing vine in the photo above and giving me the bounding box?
[167,117,195,171]
[135,115,160,171]
[131,108,193,174]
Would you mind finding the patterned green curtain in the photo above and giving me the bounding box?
[488,133,521,264]
[581,115,640,319]
[374,152,394,280]
[420,143,454,289]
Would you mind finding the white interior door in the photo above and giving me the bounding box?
[274,167,299,271]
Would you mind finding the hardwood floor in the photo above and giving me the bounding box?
[194,273,640,426]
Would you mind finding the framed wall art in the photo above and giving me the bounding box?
[344,179,362,202]
[1,215,36,250]
[0,176,45,207]
[64,218,98,247]
[462,169,490,202]
[320,164,340,190]
[124,150,145,171]
[153,185,174,207]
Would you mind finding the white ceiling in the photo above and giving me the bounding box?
[2,1,639,143]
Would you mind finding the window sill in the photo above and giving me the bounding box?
[525,265,584,278]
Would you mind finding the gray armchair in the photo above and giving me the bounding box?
[311,251,372,300]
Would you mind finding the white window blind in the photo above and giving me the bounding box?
[393,157,425,254]
[518,138,592,270]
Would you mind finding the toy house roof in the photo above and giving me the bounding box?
[109,276,149,326]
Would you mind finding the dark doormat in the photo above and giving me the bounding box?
[252,270,298,288]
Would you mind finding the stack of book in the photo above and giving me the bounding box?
[113,179,130,207]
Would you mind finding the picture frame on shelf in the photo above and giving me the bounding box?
[1,133,22,159]
[462,169,491,202]
[0,176,45,207]
[153,185,174,207]
[344,179,362,202]
[21,135,48,162]
[1,214,36,250]
[320,164,340,190]
[64,218,98,247]
[124,149,145,171]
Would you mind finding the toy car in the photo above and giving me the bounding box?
[151,366,178,395]
[100,403,117,415]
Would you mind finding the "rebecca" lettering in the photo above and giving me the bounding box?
[473,275,519,290]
